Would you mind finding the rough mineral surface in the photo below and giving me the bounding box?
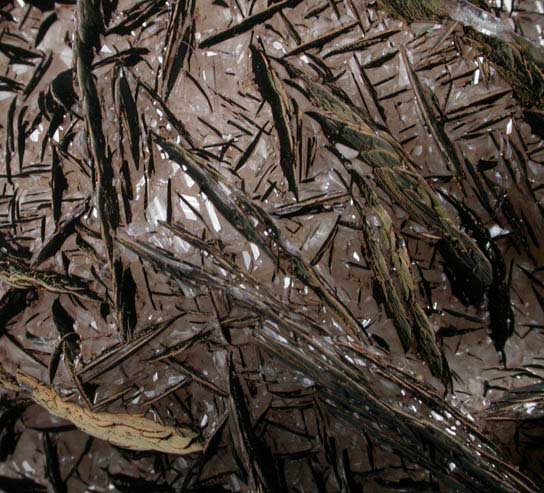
[1,0,544,491]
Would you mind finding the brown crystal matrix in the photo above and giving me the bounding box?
[1,0,544,491]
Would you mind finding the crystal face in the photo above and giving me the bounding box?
[0,1,543,491]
